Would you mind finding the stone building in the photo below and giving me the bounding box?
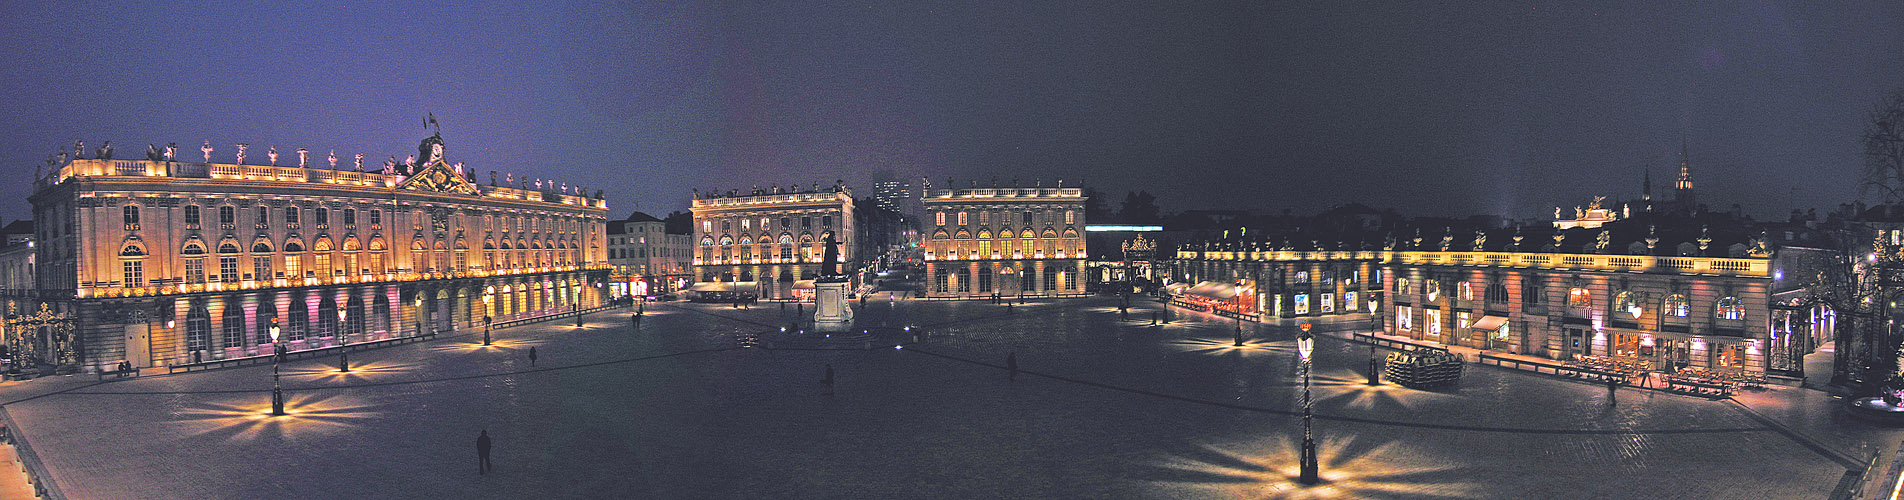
[690,184,855,299]
[607,211,692,297]
[920,182,1087,298]
[25,133,610,371]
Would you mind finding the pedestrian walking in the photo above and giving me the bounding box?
[822,364,835,395]
[1007,352,1018,381]
[1151,311,1158,325]
[529,346,538,367]
[1605,376,1619,403]
[476,430,492,474]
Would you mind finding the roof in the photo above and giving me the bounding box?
[2,220,33,233]
[623,211,662,223]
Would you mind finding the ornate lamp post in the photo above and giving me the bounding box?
[1368,299,1381,385]
[337,308,350,372]
[269,318,285,416]
[1297,322,1318,485]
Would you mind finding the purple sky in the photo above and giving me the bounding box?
[3,1,1901,221]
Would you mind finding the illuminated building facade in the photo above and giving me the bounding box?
[1176,219,1783,374]
[921,183,1087,298]
[607,211,691,297]
[27,133,610,371]
[690,184,855,299]
[1172,245,1383,322]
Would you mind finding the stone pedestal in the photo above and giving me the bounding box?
[813,279,854,332]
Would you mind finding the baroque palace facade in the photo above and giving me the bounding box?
[27,133,610,371]
[690,184,856,299]
[921,183,1088,298]
[1176,215,1788,375]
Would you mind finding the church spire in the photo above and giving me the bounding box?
[1674,137,1696,212]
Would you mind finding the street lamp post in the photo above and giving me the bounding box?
[269,319,284,416]
[1297,322,1318,485]
[337,309,349,372]
[1367,299,1381,385]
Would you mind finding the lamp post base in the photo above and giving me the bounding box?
[483,328,492,346]
[271,387,285,416]
[1299,438,1319,485]
[339,351,350,372]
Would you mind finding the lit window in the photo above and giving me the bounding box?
[1399,306,1413,330]
[936,212,946,226]
[1665,294,1689,317]
[1717,296,1745,321]
[1294,294,1310,314]
[1427,309,1441,335]
[1065,210,1074,224]
[1568,287,1591,307]
[1615,291,1643,319]
[958,211,968,226]
[1459,282,1473,301]
[1426,280,1440,302]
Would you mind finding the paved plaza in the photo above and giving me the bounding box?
[0,296,1895,499]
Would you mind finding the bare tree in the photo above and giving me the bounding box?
[1860,89,1904,204]
[1799,227,1887,387]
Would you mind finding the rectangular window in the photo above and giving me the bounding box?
[286,255,301,278]
[1345,291,1358,311]
[956,212,967,226]
[344,208,357,226]
[935,212,945,226]
[122,260,143,287]
[315,254,331,277]
[1294,294,1310,314]
[369,209,382,226]
[185,258,205,284]
[823,215,832,227]
[1399,306,1413,330]
[803,216,812,227]
[219,206,236,229]
[1427,309,1442,336]
[184,205,201,229]
[1321,293,1334,313]
[256,206,270,229]
[252,255,272,280]
[1065,210,1074,224]
[285,206,299,226]
[123,205,140,231]
[314,208,329,228]
[219,257,239,283]
[370,253,384,274]
[1024,211,1033,224]
[1456,311,1470,329]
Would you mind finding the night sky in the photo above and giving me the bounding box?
[3,1,1900,222]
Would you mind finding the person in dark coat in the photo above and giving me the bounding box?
[822,364,835,395]
[476,430,492,474]
[1007,352,1018,381]
[528,347,538,367]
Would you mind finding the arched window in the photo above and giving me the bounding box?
[185,303,211,354]
[1717,296,1746,321]
[222,303,245,349]
[1486,283,1509,304]
[119,243,147,257]
[1664,294,1690,317]
[182,242,206,255]
[1614,291,1642,319]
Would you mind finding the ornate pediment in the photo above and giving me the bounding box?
[395,134,478,196]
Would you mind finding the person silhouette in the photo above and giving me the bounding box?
[476,430,492,474]
[528,347,538,367]
[822,364,835,395]
[1007,352,1018,381]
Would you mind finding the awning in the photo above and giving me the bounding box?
[1185,281,1238,300]
[1470,315,1508,331]
[791,280,816,290]
[687,281,759,293]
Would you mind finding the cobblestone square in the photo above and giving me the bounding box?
[3,296,1890,499]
